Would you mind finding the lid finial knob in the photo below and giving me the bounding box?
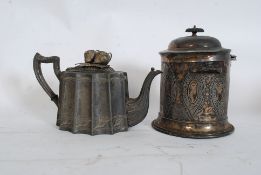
[84,50,112,65]
[185,25,204,36]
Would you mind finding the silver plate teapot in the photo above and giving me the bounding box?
[33,50,161,135]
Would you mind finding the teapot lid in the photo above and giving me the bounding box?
[160,25,230,54]
[66,50,114,73]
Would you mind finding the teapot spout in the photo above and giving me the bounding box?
[127,68,161,127]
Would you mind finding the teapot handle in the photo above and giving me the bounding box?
[33,53,61,106]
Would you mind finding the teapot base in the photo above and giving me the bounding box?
[152,117,234,139]
[59,127,128,135]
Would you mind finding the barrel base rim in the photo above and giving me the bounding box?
[152,117,234,139]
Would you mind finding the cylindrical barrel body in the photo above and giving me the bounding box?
[152,52,234,138]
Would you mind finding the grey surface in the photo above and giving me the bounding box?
[0,0,260,174]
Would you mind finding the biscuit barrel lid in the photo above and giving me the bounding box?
[160,25,230,54]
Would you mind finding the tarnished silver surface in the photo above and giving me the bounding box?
[152,26,235,138]
[33,51,161,135]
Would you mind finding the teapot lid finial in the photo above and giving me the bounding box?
[84,50,112,65]
[66,50,114,72]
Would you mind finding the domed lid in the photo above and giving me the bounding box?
[160,26,230,54]
[66,50,114,73]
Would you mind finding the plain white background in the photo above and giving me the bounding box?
[0,0,260,174]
